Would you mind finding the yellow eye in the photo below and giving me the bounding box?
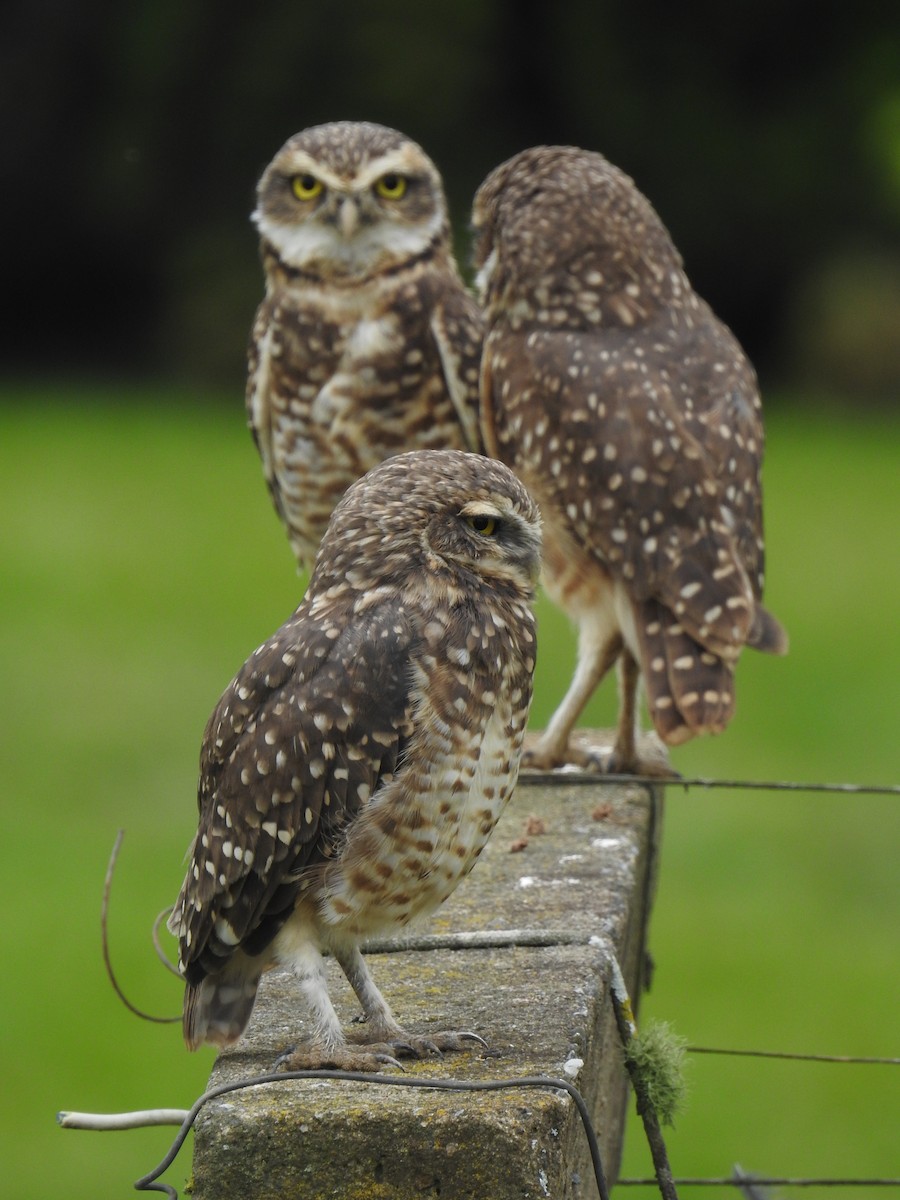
[466,514,497,537]
[291,174,323,201]
[375,173,408,200]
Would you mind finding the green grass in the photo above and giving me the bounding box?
[1,383,897,1199]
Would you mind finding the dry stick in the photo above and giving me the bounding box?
[608,954,679,1200]
[102,830,180,1024]
[153,906,182,978]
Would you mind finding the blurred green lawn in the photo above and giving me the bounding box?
[1,383,897,1199]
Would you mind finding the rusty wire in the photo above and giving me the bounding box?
[522,773,900,795]
[617,1177,900,1189]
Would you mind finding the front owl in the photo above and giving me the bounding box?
[247,121,485,570]
[168,449,540,1070]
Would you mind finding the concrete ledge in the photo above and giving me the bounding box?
[192,768,660,1199]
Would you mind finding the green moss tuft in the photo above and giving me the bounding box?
[628,1019,688,1127]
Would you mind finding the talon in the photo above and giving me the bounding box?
[375,1053,405,1071]
[273,1046,297,1072]
[458,1031,489,1049]
[417,1039,444,1058]
[388,1040,417,1056]
[275,1044,405,1073]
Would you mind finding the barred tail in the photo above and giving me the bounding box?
[636,599,736,745]
[183,962,262,1051]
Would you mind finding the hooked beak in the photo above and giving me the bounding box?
[338,197,360,239]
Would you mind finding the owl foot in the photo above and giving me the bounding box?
[522,725,679,777]
[523,738,679,778]
[349,1026,488,1060]
[274,1043,405,1073]
[401,1030,488,1058]
[521,742,607,772]
[605,749,680,779]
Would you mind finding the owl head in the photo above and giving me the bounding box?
[253,121,451,283]
[307,450,542,601]
[471,145,683,328]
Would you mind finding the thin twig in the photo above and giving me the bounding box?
[608,954,679,1200]
[363,926,595,953]
[152,907,181,978]
[101,830,179,1024]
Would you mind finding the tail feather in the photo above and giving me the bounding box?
[183,961,262,1051]
[747,604,789,655]
[637,598,736,745]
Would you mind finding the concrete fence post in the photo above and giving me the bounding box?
[191,768,661,1199]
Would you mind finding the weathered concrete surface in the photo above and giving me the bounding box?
[192,759,661,1200]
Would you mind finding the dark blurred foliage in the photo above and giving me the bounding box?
[2,0,898,398]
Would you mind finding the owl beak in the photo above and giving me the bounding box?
[338,198,360,239]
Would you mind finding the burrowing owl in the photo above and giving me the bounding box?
[247,121,485,570]
[472,146,787,775]
[167,450,540,1070]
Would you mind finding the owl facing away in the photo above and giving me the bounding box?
[473,146,788,775]
[247,121,485,571]
[167,449,540,1070]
